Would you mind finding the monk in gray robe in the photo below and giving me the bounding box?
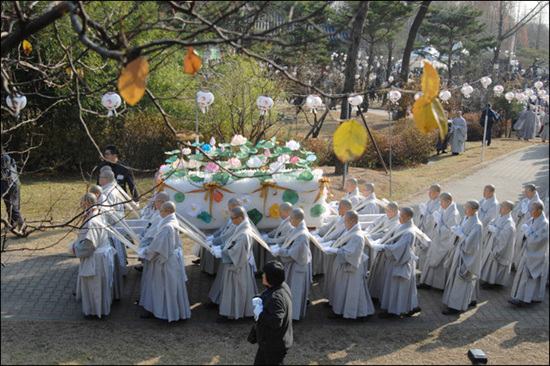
[209,206,258,322]
[70,193,116,319]
[200,198,241,275]
[324,210,375,320]
[375,207,422,318]
[328,178,363,214]
[441,200,483,315]
[138,201,191,322]
[312,199,352,276]
[419,192,461,290]
[478,185,499,250]
[364,202,400,271]
[512,184,542,269]
[414,184,441,271]
[514,104,541,140]
[355,183,380,214]
[259,202,294,272]
[271,209,311,321]
[480,201,516,288]
[509,201,549,306]
[450,111,467,155]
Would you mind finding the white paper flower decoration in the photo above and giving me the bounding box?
[246,156,263,168]
[285,140,300,151]
[231,134,247,146]
[187,203,202,217]
[240,195,252,208]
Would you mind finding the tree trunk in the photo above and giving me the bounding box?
[335,1,369,175]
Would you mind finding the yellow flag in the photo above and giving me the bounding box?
[412,62,448,139]
[118,58,149,106]
[333,120,367,163]
[23,40,32,56]
[184,46,202,74]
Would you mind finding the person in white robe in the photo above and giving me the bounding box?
[138,201,191,322]
[324,210,375,320]
[478,185,499,251]
[200,198,241,275]
[514,104,541,140]
[312,199,353,276]
[480,201,516,288]
[418,192,461,290]
[355,183,380,214]
[450,111,467,155]
[374,207,422,318]
[509,201,549,306]
[260,202,294,274]
[441,200,483,315]
[69,193,116,319]
[270,209,311,321]
[512,184,542,269]
[364,202,400,271]
[208,206,258,322]
[414,184,442,271]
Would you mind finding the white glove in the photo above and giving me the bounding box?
[457,229,467,240]
[269,245,280,256]
[206,234,214,241]
[488,225,498,233]
[206,238,214,247]
[521,201,529,214]
[253,303,263,320]
[451,226,460,236]
[324,247,338,254]
[419,203,427,215]
[212,247,222,258]
[261,233,269,241]
[432,211,442,223]
[521,224,532,235]
[322,240,334,248]
[252,297,262,307]
[370,243,385,252]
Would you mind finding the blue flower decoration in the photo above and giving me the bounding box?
[202,144,212,152]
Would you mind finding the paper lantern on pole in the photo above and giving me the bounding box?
[414,92,423,100]
[305,94,323,114]
[480,76,492,89]
[6,94,27,118]
[538,90,547,98]
[529,94,538,102]
[461,84,474,98]
[515,92,526,102]
[493,85,504,96]
[348,93,363,106]
[439,90,452,103]
[196,90,214,113]
[256,95,274,116]
[534,81,543,90]
[101,92,121,117]
[524,88,534,97]
[388,90,401,104]
[504,92,515,103]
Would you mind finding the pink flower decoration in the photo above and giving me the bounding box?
[290,156,299,164]
[231,134,247,146]
[205,162,219,173]
[227,157,242,168]
[264,148,271,157]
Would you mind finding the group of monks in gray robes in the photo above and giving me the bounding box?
[509,201,549,306]
[511,185,542,269]
[364,202,400,273]
[208,207,258,320]
[450,111,467,155]
[414,185,442,271]
[514,105,541,140]
[441,201,483,314]
[271,209,312,321]
[71,193,116,319]
[324,211,375,320]
[479,201,516,287]
[419,193,461,290]
[138,202,191,322]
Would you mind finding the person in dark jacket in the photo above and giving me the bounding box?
[96,144,139,204]
[254,260,293,365]
[480,104,500,146]
[1,146,25,234]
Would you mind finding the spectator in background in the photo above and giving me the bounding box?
[1,146,25,234]
[436,111,452,155]
[480,104,500,147]
[450,111,467,156]
[97,144,139,205]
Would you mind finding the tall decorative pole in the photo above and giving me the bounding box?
[480,77,492,162]
[387,90,401,198]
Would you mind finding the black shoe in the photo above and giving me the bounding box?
[416,283,431,290]
[481,282,496,290]
[307,299,311,306]
[468,301,477,308]
[140,310,155,319]
[405,306,421,317]
[442,307,460,315]
[322,302,332,308]
[134,265,143,272]
[327,312,342,319]
[357,316,369,322]
[192,259,201,265]
[216,316,232,323]
[508,298,524,307]
[204,301,219,309]
[377,311,397,319]
[452,152,459,156]
[84,314,99,320]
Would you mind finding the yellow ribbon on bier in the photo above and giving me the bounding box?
[252,181,289,214]
[187,182,234,216]
[305,177,331,204]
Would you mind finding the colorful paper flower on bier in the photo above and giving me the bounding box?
[227,157,242,168]
[182,148,192,155]
[286,140,300,151]
[269,161,284,173]
[188,159,201,169]
[306,155,317,162]
[205,162,219,173]
[202,144,212,152]
[172,159,187,170]
[210,137,216,147]
[278,154,290,163]
[241,195,252,208]
[159,164,171,174]
[188,203,202,217]
[264,148,271,158]
[231,134,247,146]
[246,156,263,168]
[290,156,299,164]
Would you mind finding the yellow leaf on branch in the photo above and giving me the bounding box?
[118,58,149,106]
[412,61,448,139]
[184,46,202,74]
[22,40,32,56]
[333,120,367,163]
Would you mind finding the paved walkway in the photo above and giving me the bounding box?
[1,144,548,328]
